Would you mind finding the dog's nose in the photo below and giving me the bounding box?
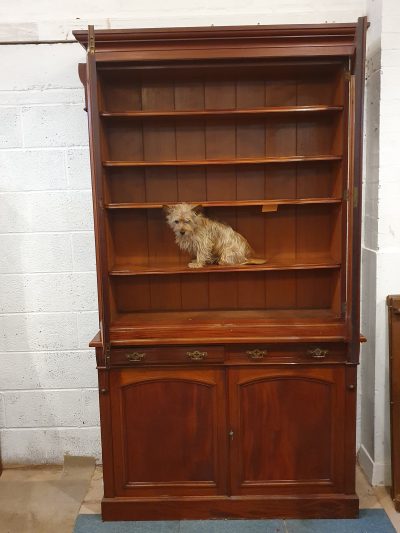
[180,230,185,235]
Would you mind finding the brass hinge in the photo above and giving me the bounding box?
[353,186,359,209]
[88,25,95,54]
[343,189,349,201]
[344,70,352,82]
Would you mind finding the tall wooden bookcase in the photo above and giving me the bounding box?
[74,19,367,521]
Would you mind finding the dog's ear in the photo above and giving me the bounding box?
[191,204,203,216]
[162,204,172,214]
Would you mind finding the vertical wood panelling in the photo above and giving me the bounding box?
[296,270,333,309]
[265,271,297,309]
[237,272,266,309]
[174,81,205,110]
[113,277,151,312]
[111,211,149,267]
[236,167,265,200]
[206,168,236,200]
[297,77,334,106]
[236,206,265,308]
[265,164,296,199]
[176,122,206,161]
[141,82,175,111]
[297,116,334,156]
[209,273,238,309]
[264,207,296,262]
[205,119,236,159]
[296,205,332,259]
[204,79,238,305]
[107,168,146,204]
[204,81,235,110]
[106,121,143,161]
[177,168,207,202]
[147,210,177,266]
[149,275,182,310]
[296,162,335,199]
[265,80,297,106]
[181,274,210,310]
[142,122,176,161]
[100,73,142,111]
[174,82,207,206]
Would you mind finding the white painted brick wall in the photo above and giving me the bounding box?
[359,0,400,486]
[0,108,22,148]
[0,150,67,191]
[0,1,369,465]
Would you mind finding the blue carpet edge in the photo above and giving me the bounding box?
[74,509,396,533]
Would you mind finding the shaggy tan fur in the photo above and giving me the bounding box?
[164,203,265,268]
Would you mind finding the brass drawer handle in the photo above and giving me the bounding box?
[186,350,207,361]
[246,349,267,360]
[126,352,145,362]
[308,348,329,359]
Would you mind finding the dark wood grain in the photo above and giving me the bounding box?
[388,296,400,510]
[103,155,342,167]
[109,257,341,276]
[110,368,227,496]
[105,197,342,210]
[228,366,345,494]
[349,16,367,364]
[100,105,344,117]
[101,494,358,520]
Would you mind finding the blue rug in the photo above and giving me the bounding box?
[74,509,395,532]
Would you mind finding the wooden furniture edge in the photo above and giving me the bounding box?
[89,331,102,347]
[101,494,359,520]
[73,22,358,49]
[90,331,365,348]
[388,295,400,507]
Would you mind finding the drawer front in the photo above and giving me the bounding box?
[110,345,224,366]
[227,343,347,364]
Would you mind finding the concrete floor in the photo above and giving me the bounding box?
[0,456,95,533]
[0,462,399,532]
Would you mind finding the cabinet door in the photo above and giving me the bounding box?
[228,366,347,495]
[110,367,227,496]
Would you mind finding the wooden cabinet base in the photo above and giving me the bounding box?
[101,494,359,521]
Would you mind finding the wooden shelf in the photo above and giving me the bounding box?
[109,309,346,345]
[110,256,341,276]
[105,198,342,210]
[103,155,342,168]
[100,105,344,119]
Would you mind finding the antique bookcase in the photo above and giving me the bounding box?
[74,19,367,521]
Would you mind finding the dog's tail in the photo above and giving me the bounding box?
[243,258,266,265]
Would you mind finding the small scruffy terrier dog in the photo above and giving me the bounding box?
[164,203,265,268]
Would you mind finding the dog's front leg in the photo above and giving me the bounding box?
[188,254,206,269]
[188,248,209,269]
[188,235,211,268]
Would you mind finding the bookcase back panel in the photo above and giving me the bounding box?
[108,205,342,268]
[103,114,341,162]
[99,63,345,112]
[110,270,339,314]
[98,57,348,338]
[106,162,341,204]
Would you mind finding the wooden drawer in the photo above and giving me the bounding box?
[227,343,347,364]
[110,345,224,366]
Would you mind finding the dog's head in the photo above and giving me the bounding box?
[164,203,203,238]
